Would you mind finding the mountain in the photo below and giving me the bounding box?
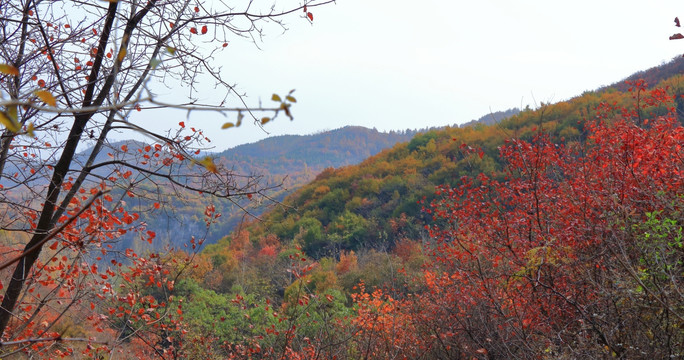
[102,126,419,250]
[459,108,521,128]
[183,58,684,359]
[216,126,419,174]
[207,61,684,259]
[598,55,684,93]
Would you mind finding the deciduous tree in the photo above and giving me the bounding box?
[0,0,333,357]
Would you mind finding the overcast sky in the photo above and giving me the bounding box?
[129,0,683,151]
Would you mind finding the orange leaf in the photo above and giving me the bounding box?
[34,90,57,106]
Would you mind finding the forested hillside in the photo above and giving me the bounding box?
[206,66,684,258]
[58,126,418,253]
[155,126,417,246]
[459,107,521,127]
[183,62,684,358]
[216,126,418,176]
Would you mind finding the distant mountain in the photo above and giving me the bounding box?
[102,126,419,251]
[214,126,418,177]
[598,56,684,93]
[459,108,521,128]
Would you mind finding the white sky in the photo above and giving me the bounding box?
[129,0,684,151]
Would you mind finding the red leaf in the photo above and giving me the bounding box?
[307,12,313,21]
[190,27,197,34]
[670,33,684,40]
[676,17,681,27]
[201,25,208,35]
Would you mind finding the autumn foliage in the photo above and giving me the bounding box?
[194,81,683,359]
[354,83,684,358]
[2,0,684,356]
[116,78,676,359]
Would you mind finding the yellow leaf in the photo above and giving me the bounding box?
[117,48,127,62]
[0,64,19,76]
[286,95,297,103]
[199,156,218,174]
[221,122,234,129]
[261,117,270,125]
[7,105,17,121]
[236,113,243,127]
[166,47,176,55]
[34,90,56,107]
[26,122,35,137]
[271,94,281,102]
[0,112,21,133]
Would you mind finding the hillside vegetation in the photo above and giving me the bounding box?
[208,68,684,258]
[180,60,684,358]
